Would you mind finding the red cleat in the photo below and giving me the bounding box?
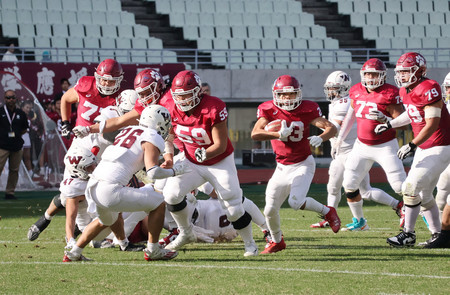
[260,238,286,254]
[310,220,330,228]
[323,206,341,233]
[158,228,179,248]
[395,201,405,228]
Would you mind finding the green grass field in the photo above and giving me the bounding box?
[1,184,449,295]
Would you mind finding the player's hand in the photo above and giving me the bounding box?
[278,120,294,140]
[397,142,417,160]
[195,147,207,163]
[374,121,392,135]
[172,161,189,176]
[308,136,323,147]
[61,120,72,139]
[73,126,91,138]
[368,110,390,123]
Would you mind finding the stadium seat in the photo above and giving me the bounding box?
[378,26,394,38]
[1,9,17,23]
[277,39,292,50]
[52,24,69,37]
[184,26,199,40]
[369,0,385,13]
[391,37,407,49]
[409,25,425,38]
[308,39,324,49]
[47,0,63,11]
[106,0,122,12]
[229,1,244,13]
[69,24,85,38]
[121,12,136,25]
[17,11,33,24]
[117,25,134,38]
[263,26,279,38]
[18,36,34,48]
[32,0,47,10]
[429,12,445,25]
[215,26,231,39]
[287,1,302,13]
[244,1,259,13]
[261,39,277,49]
[418,0,433,12]
[99,37,116,49]
[106,12,122,25]
[311,25,326,38]
[397,12,413,26]
[47,10,63,24]
[185,13,200,26]
[199,13,215,26]
[324,38,339,49]
[68,37,83,48]
[229,39,245,50]
[245,39,261,50]
[77,11,92,25]
[434,0,449,12]
[214,14,229,26]
[385,0,402,13]
[258,1,273,13]
[197,38,213,50]
[353,1,369,13]
[62,0,77,11]
[185,0,200,13]
[292,39,308,49]
[200,1,215,13]
[366,13,382,26]
[92,12,107,25]
[36,24,52,37]
[18,24,35,37]
[274,1,288,13]
[295,26,311,39]
[393,25,409,38]
[279,26,295,39]
[285,14,301,26]
[243,13,258,26]
[61,11,78,25]
[77,0,92,12]
[85,24,101,38]
[213,39,228,50]
[425,25,442,38]
[32,10,48,24]
[214,1,230,13]
[228,14,243,26]
[231,26,248,39]
[413,12,429,25]
[51,36,68,48]
[155,0,171,14]
[147,38,163,49]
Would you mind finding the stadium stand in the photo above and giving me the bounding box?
[0,0,449,68]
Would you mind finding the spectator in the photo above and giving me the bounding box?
[53,78,71,102]
[2,43,18,62]
[201,82,211,96]
[0,90,29,199]
[20,100,34,177]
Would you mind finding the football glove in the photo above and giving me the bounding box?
[61,120,72,139]
[368,110,390,123]
[73,126,91,138]
[374,121,392,135]
[308,136,323,147]
[278,120,294,140]
[397,142,417,160]
[195,147,207,163]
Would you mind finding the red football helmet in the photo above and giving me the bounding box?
[360,58,386,90]
[170,70,202,112]
[272,75,302,110]
[134,69,165,107]
[394,52,427,88]
[94,59,123,95]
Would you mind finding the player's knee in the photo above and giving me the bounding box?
[345,189,360,200]
[223,198,245,221]
[166,197,187,212]
[231,211,252,230]
[288,194,306,210]
[403,195,421,207]
[52,194,65,209]
[392,181,403,195]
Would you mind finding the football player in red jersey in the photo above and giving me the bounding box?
[374,52,450,247]
[251,75,340,254]
[59,59,123,245]
[159,70,258,257]
[336,58,407,231]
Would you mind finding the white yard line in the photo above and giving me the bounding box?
[0,261,448,280]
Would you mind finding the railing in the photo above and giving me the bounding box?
[2,46,450,69]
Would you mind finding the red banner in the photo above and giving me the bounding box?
[0,62,185,103]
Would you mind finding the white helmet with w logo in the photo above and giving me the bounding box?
[64,146,97,180]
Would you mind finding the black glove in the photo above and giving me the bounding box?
[61,120,72,139]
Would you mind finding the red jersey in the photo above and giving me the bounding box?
[163,94,234,165]
[350,83,400,145]
[257,100,322,165]
[74,76,118,127]
[400,78,450,149]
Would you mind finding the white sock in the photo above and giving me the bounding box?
[304,197,329,215]
[71,245,83,256]
[170,206,192,232]
[147,242,159,252]
[272,231,283,244]
[243,197,266,228]
[348,200,364,220]
[366,188,398,208]
[235,223,255,245]
[404,205,421,233]
[117,238,129,250]
[44,211,53,220]
[422,205,442,234]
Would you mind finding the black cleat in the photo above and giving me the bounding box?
[387,230,416,247]
[27,215,51,241]
[424,231,450,249]
[120,242,146,252]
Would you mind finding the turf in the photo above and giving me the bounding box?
[0,184,449,295]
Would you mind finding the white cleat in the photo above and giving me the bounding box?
[243,241,258,257]
[144,247,178,261]
[165,228,196,251]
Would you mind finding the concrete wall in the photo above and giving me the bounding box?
[197,68,450,102]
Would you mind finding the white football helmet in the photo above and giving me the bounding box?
[442,72,450,104]
[139,105,172,140]
[64,146,97,180]
[117,89,139,116]
[323,71,352,101]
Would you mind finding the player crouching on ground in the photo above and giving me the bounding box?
[63,105,186,262]
[251,75,340,254]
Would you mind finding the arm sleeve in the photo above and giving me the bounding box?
[390,111,412,128]
[336,106,355,142]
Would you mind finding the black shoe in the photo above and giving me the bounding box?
[27,215,51,241]
[120,242,145,252]
[418,232,440,247]
[5,193,17,200]
[387,231,416,247]
[424,232,450,249]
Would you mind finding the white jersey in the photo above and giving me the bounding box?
[93,126,164,186]
[194,198,236,240]
[329,95,357,151]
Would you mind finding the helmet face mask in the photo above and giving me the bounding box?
[95,59,123,96]
[272,75,302,111]
[134,69,164,107]
[324,71,352,101]
[117,89,138,116]
[360,58,386,90]
[64,147,97,180]
[171,70,202,112]
[139,105,172,140]
[394,52,427,88]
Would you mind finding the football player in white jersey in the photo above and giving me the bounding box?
[63,105,183,262]
[311,71,404,229]
[27,90,139,245]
